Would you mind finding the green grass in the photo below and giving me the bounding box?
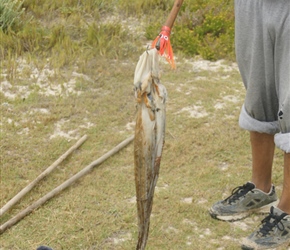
[0,1,285,249]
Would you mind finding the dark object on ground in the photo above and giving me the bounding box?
[37,246,53,250]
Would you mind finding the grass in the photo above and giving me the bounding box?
[0,1,285,250]
[0,55,285,249]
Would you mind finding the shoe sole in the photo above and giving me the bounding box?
[209,200,279,222]
[241,236,290,250]
[241,243,290,250]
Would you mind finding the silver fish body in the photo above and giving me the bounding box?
[134,49,167,250]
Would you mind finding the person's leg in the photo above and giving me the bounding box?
[209,131,278,222]
[241,1,290,248]
[278,153,290,214]
[241,153,290,250]
[209,127,278,223]
[250,132,290,215]
[250,132,275,193]
[209,0,280,222]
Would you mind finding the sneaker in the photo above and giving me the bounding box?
[241,206,290,249]
[209,182,278,221]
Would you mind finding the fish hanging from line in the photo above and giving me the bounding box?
[133,48,167,250]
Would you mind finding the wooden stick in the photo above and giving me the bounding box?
[0,135,134,235]
[0,135,88,218]
[164,0,184,29]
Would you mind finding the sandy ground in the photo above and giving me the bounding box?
[0,57,239,139]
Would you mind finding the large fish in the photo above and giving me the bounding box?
[133,48,167,250]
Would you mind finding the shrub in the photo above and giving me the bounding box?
[146,0,235,61]
[0,0,25,32]
[1,0,235,62]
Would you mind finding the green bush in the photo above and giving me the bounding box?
[0,0,25,31]
[0,0,235,62]
[146,0,235,61]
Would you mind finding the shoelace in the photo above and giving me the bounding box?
[258,212,288,237]
[224,183,255,204]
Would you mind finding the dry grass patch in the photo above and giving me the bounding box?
[1,54,285,250]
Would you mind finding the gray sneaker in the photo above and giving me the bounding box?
[241,206,290,250]
[209,182,278,221]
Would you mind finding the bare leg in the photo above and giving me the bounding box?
[250,131,275,193]
[278,153,290,214]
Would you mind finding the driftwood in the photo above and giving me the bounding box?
[0,135,134,235]
[0,135,88,218]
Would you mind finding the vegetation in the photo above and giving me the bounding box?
[0,0,234,64]
[0,0,25,32]
[2,1,284,250]
[146,0,235,60]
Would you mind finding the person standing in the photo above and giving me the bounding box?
[209,1,290,249]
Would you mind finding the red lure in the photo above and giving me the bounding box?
[151,26,175,69]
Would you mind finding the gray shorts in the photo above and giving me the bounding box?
[235,0,290,152]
